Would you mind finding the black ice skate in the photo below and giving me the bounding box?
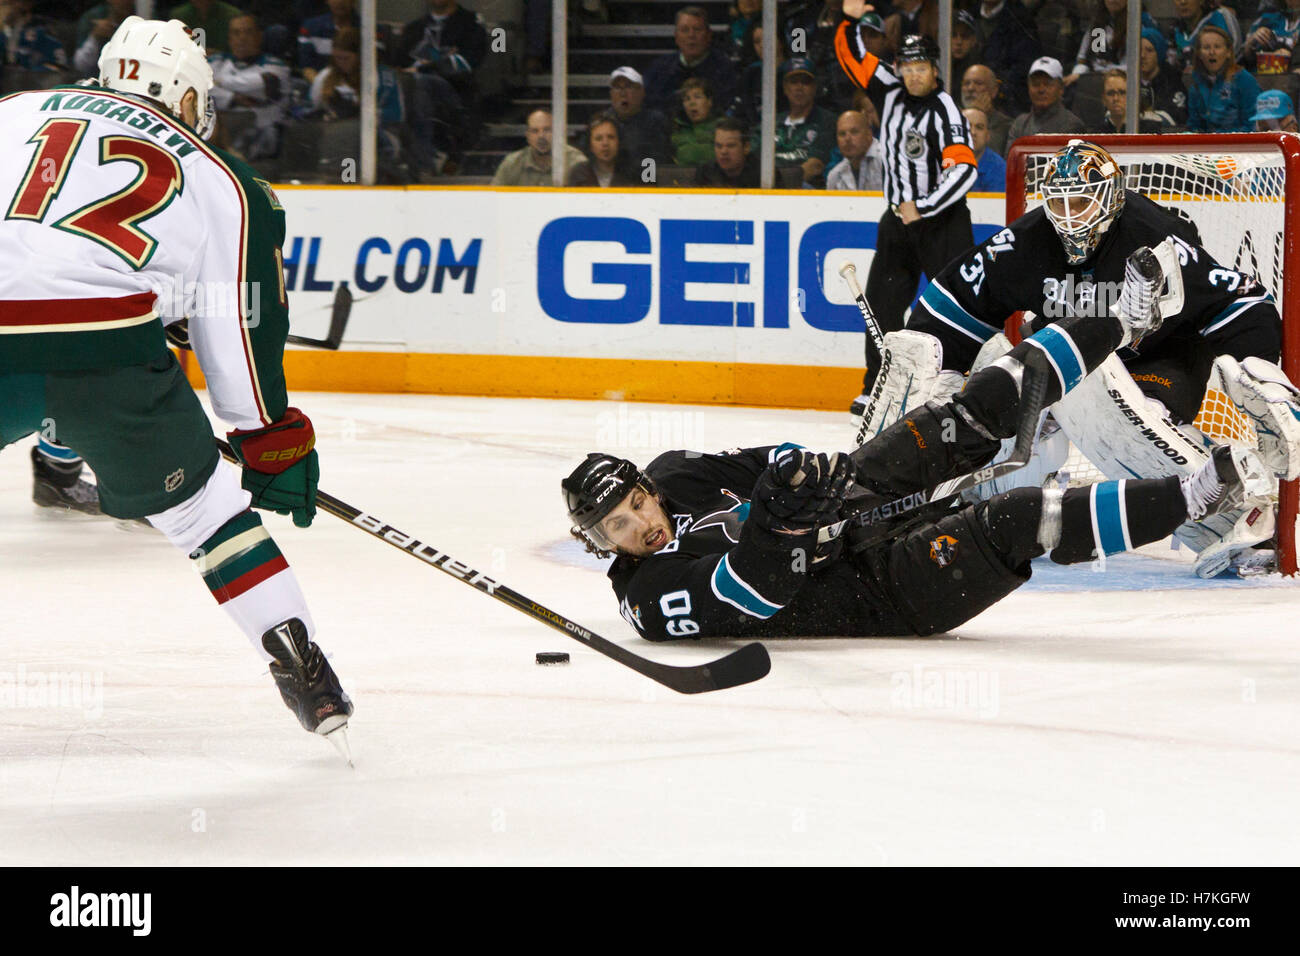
[31,446,102,515]
[262,618,354,763]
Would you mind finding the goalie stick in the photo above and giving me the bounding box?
[215,439,771,695]
[838,262,889,446]
[286,282,353,350]
[835,350,1051,540]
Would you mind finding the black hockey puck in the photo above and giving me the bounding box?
[536,651,570,665]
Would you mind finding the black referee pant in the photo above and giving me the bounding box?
[863,201,974,388]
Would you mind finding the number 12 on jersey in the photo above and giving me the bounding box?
[6,117,184,268]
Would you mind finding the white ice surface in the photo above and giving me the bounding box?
[1,393,1297,865]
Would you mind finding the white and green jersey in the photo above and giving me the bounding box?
[0,86,290,429]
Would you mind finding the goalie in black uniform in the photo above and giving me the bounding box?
[857,139,1300,577]
[562,275,1278,642]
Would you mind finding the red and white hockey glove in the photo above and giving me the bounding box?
[227,408,319,527]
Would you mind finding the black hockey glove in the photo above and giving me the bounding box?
[164,319,191,350]
[752,448,853,534]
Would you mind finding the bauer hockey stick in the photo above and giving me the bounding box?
[214,440,770,694]
[838,262,890,446]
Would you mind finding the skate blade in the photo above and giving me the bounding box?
[319,719,354,768]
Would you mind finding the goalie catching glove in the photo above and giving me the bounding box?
[751,447,853,535]
[227,408,320,527]
[1210,355,1300,480]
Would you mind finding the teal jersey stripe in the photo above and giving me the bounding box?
[1201,293,1272,335]
[710,553,783,619]
[1091,480,1131,556]
[919,283,999,343]
[1027,324,1085,392]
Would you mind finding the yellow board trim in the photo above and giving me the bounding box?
[180,351,863,411]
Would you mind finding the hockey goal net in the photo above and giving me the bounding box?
[1006,133,1300,575]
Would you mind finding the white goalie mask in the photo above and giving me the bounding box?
[98,16,215,140]
[1040,140,1125,264]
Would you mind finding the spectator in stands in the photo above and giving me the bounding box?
[728,0,762,63]
[961,63,1013,156]
[846,10,891,62]
[825,109,882,191]
[694,116,761,187]
[491,108,585,186]
[645,6,737,115]
[299,0,359,83]
[1187,23,1261,132]
[568,112,642,187]
[729,22,787,129]
[1090,68,1169,133]
[887,0,938,47]
[1251,88,1299,132]
[672,78,720,166]
[1240,0,1300,74]
[951,10,981,82]
[74,0,134,76]
[308,25,403,162]
[974,0,1041,114]
[1066,0,1158,86]
[1170,0,1241,69]
[609,66,670,168]
[962,107,1005,193]
[1139,26,1187,126]
[169,0,245,56]
[210,14,289,161]
[1007,56,1087,141]
[396,0,490,178]
[852,88,879,136]
[768,57,835,187]
[0,0,68,72]
[783,1,864,108]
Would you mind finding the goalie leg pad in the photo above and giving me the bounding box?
[852,330,945,444]
[1210,354,1300,480]
[1186,503,1276,579]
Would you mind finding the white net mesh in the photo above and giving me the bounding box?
[1021,144,1286,486]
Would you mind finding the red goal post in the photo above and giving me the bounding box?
[1005,133,1300,576]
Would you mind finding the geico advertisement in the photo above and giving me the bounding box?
[278,188,1007,364]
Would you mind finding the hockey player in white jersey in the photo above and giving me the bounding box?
[0,18,352,754]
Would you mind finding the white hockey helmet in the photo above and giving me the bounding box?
[98,16,215,139]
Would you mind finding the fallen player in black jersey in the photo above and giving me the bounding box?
[563,258,1277,641]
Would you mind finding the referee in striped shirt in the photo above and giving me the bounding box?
[835,3,977,397]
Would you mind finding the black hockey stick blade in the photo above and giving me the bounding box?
[287,282,352,350]
[213,438,770,694]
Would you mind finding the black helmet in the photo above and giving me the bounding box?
[562,453,655,555]
[896,33,939,65]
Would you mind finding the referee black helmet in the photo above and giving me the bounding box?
[896,34,940,66]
